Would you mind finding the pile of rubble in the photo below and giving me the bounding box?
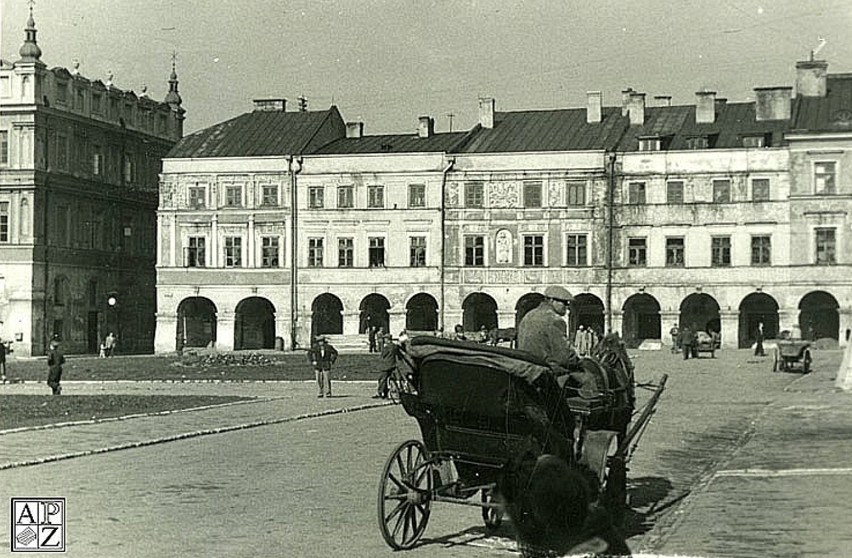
[180,352,279,367]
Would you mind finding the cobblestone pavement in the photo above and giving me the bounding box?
[0,348,848,557]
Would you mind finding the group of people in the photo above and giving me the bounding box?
[574,324,599,357]
[366,326,388,353]
[99,332,118,358]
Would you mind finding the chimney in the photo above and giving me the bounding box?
[253,98,287,112]
[627,92,645,125]
[417,116,435,138]
[796,59,828,97]
[654,95,672,107]
[621,88,634,116]
[586,91,602,123]
[754,86,792,121]
[695,90,716,124]
[478,97,495,129]
[345,122,364,138]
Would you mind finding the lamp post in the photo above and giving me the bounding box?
[107,294,120,355]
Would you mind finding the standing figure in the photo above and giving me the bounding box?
[680,326,695,360]
[104,332,117,357]
[374,335,401,399]
[453,324,467,341]
[0,338,8,382]
[669,323,680,354]
[754,321,766,357]
[376,326,386,353]
[368,326,377,353]
[576,325,590,357]
[46,336,66,395]
[308,336,338,398]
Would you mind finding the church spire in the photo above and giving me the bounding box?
[18,1,44,63]
[164,51,183,108]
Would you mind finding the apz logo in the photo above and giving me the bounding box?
[11,498,65,552]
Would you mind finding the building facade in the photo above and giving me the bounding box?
[155,58,852,352]
[0,9,183,355]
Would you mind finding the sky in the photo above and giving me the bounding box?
[2,0,851,136]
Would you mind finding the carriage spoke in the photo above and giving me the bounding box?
[406,445,413,475]
[384,500,406,524]
[404,505,416,543]
[387,472,405,491]
[395,454,405,477]
[400,505,413,543]
[392,503,408,539]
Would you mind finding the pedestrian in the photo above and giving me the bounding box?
[754,321,766,357]
[669,323,680,354]
[368,326,377,353]
[46,336,66,395]
[680,325,695,360]
[308,335,338,398]
[104,332,117,357]
[0,338,8,383]
[374,334,403,399]
[376,326,386,353]
[576,325,590,357]
[453,324,467,341]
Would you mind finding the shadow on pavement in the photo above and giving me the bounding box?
[623,475,676,538]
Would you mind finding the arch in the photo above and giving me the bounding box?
[177,297,218,350]
[571,293,605,338]
[799,291,839,340]
[312,293,344,338]
[680,293,721,335]
[515,293,545,328]
[234,297,276,350]
[738,293,779,348]
[622,293,661,346]
[360,293,391,334]
[463,292,498,332]
[406,293,438,332]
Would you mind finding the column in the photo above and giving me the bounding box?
[444,310,463,334]
[778,308,800,338]
[210,214,219,267]
[157,214,163,267]
[610,310,623,338]
[719,310,739,349]
[343,310,361,335]
[388,308,406,337]
[217,313,235,351]
[275,314,289,351]
[247,215,255,268]
[154,313,178,354]
[297,310,312,348]
[839,307,852,348]
[497,309,515,330]
[169,215,177,267]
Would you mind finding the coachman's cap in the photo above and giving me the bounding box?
[544,285,573,304]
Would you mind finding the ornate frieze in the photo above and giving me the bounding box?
[488,181,519,208]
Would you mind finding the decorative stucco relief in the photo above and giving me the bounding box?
[465,270,485,283]
[488,182,519,208]
[489,269,518,284]
[446,183,460,207]
[495,229,512,264]
[523,270,544,283]
[549,180,563,207]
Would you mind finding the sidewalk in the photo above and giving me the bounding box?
[644,357,852,557]
[0,381,389,471]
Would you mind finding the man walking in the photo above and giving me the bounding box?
[308,336,338,398]
[680,325,695,360]
[754,321,766,357]
[46,336,65,395]
[669,323,680,354]
[374,334,402,399]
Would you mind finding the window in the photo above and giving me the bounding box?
[307,238,324,267]
[76,89,85,111]
[224,236,242,267]
[410,236,426,267]
[338,238,354,267]
[308,186,324,209]
[368,185,384,208]
[751,235,771,265]
[567,182,585,206]
[92,92,102,114]
[53,277,67,306]
[225,185,242,207]
[814,162,837,195]
[123,154,134,183]
[566,234,587,266]
[523,235,545,266]
[337,186,354,208]
[666,237,685,267]
[57,82,68,103]
[524,182,542,208]
[186,237,206,267]
[0,202,8,242]
[628,238,646,267]
[667,181,684,204]
[686,136,709,150]
[261,237,279,268]
[743,135,767,148]
[0,131,8,166]
[752,179,770,202]
[88,279,98,306]
[628,182,646,205]
[408,184,426,208]
[713,180,731,203]
[639,137,660,152]
[0,76,10,97]
[711,237,731,267]
[92,148,102,176]
[464,236,485,266]
[188,186,206,209]
[261,184,278,207]
[815,228,836,265]
[465,182,484,208]
[368,237,385,267]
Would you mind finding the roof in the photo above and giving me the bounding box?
[168,107,345,158]
[457,107,628,153]
[792,74,852,133]
[315,131,469,155]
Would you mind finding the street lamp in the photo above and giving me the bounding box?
[106,293,120,355]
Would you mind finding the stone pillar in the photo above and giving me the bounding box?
[444,310,463,334]
[838,307,852,348]
[247,215,255,268]
[217,313,235,351]
[275,315,289,350]
[660,311,680,346]
[778,308,800,337]
[389,308,406,337]
[497,309,515,329]
[610,310,623,338]
[169,215,177,267]
[155,313,178,354]
[210,214,219,267]
[343,310,360,335]
[719,310,739,349]
[296,310,312,348]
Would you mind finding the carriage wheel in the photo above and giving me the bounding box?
[387,376,401,404]
[377,439,433,550]
[480,488,504,531]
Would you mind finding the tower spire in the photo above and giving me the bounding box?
[164,50,183,108]
[18,0,44,63]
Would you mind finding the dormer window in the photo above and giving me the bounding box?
[686,136,709,150]
[743,134,770,148]
[638,136,660,152]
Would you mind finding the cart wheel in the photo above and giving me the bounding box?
[481,488,504,531]
[387,376,400,404]
[377,439,433,550]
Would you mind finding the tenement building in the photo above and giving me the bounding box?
[0,9,183,355]
[155,57,852,352]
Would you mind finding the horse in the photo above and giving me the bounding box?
[487,327,517,348]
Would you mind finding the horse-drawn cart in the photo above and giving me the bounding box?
[377,336,667,551]
[772,339,812,373]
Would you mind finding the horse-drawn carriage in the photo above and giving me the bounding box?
[772,339,812,373]
[377,335,667,551]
